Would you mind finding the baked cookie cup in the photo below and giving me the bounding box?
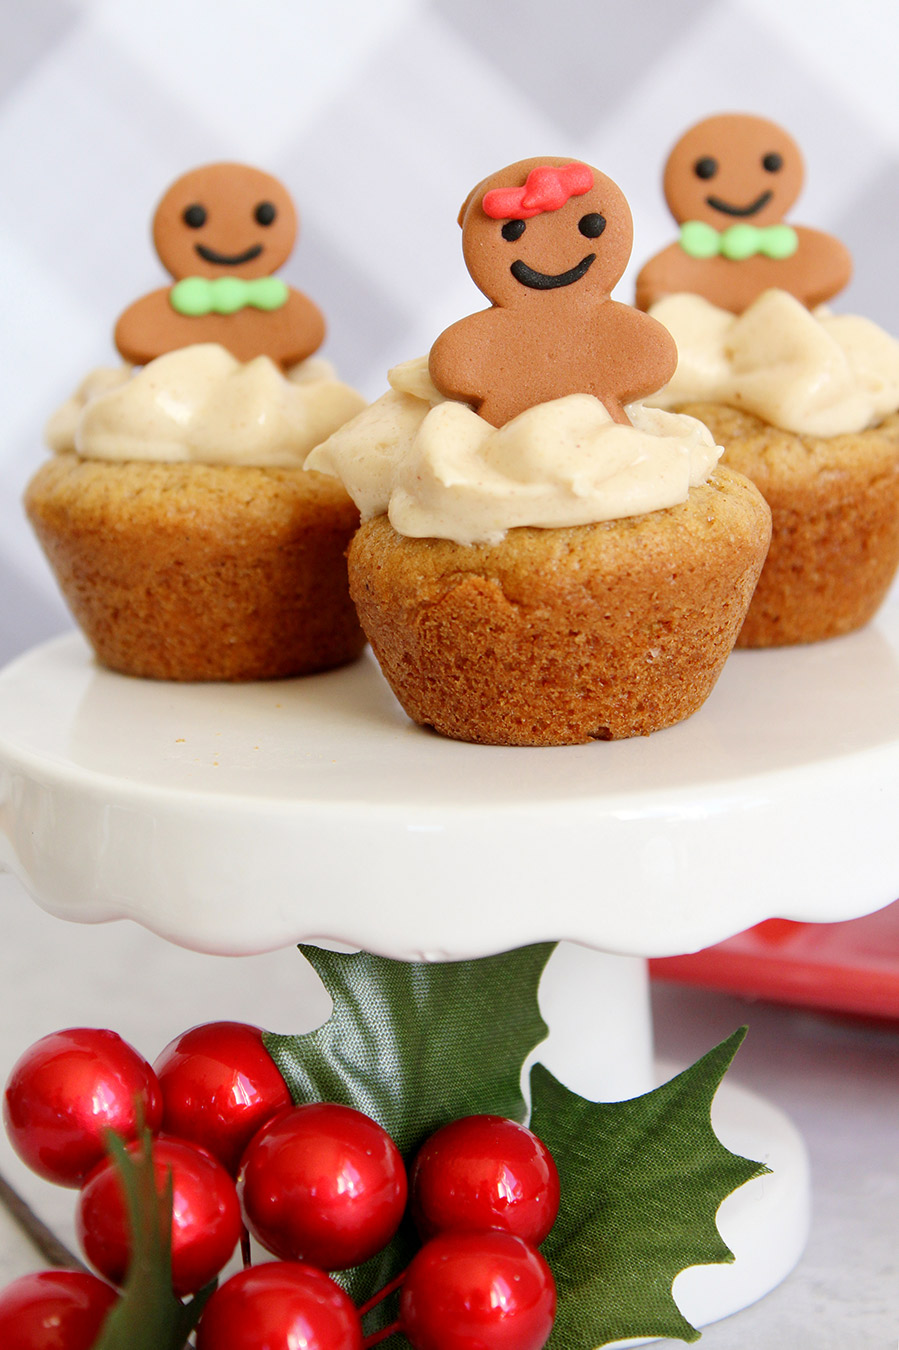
[25,455,365,681]
[347,467,771,746]
[677,404,899,647]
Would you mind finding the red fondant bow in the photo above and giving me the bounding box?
[482,162,594,220]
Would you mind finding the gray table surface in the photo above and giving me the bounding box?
[0,873,895,1349]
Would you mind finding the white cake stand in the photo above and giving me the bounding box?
[2,613,899,1344]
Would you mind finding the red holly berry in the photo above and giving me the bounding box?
[411,1115,560,1245]
[76,1135,242,1296]
[239,1102,407,1270]
[3,1028,163,1187]
[195,1262,363,1350]
[400,1230,556,1350]
[154,1021,291,1175]
[0,1269,118,1350]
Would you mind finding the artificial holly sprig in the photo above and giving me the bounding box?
[0,947,767,1349]
[260,947,766,1347]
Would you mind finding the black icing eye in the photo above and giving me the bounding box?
[578,212,606,239]
[762,152,784,173]
[694,157,718,180]
[254,201,277,226]
[501,219,526,242]
[183,204,207,229]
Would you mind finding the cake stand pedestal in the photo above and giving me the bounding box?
[3,615,899,1343]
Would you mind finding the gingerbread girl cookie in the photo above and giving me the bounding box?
[635,113,852,314]
[428,157,676,427]
[114,162,325,368]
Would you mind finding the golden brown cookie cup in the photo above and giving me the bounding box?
[25,455,365,681]
[347,467,771,746]
[675,405,899,647]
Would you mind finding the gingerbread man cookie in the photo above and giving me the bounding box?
[635,114,852,314]
[114,162,325,368]
[428,157,676,427]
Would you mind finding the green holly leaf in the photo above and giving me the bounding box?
[264,943,555,1156]
[530,1028,769,1348]
[91,1131,214,1350]
[263,943,555,1329]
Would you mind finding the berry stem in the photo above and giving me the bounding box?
[363,1319,402,1348]
[357,1270,407,1318]
[0,1169,89,1273]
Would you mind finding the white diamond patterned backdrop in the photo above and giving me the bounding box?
[2,0,899,662]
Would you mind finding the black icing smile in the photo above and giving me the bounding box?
[194,242,264,266]
[510,254,595,289]
[705,190,773,219]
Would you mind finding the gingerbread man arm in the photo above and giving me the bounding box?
[595,303,678,408]
[428,312,496,412]
[271,290,326,366]
[634,244,696,312]
[790,227,852,308]
[114,290,191,365]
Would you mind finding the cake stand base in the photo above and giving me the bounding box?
[536,944,655,1101]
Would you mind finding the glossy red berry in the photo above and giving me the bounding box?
[0,1269,118,1350]
[239,1102,407,1270]
[3,1028,163,1187]
[154,1021,291,1175]
[196,1262,363,1350]
[77,1135,242,1296]
[411,1115,560,1245]
[400,1231,556,1350]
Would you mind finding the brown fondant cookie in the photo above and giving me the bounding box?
[114,162,325,368]
[635,114,852,314]
[429,157,676,427]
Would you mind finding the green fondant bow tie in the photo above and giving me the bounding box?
[169,275,289,316]
[679,219,798,262]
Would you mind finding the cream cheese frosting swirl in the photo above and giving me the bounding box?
[46,344,366,467]
[647,289,899,437]
[305,358,722,546]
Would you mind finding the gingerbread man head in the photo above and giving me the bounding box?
[152,162,298,281]
[663,114,803,230]
[458,157,633,308]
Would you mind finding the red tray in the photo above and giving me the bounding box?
[649,899,899,1020]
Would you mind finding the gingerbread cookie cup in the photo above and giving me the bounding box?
[311,156,774,745]
[29,343,367,682]
[646,289,899,647]
[347,468,770,746]
[27,161,369,680]
[26,455,364,681]
[674,403,899,647]
[639,115,899,646]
